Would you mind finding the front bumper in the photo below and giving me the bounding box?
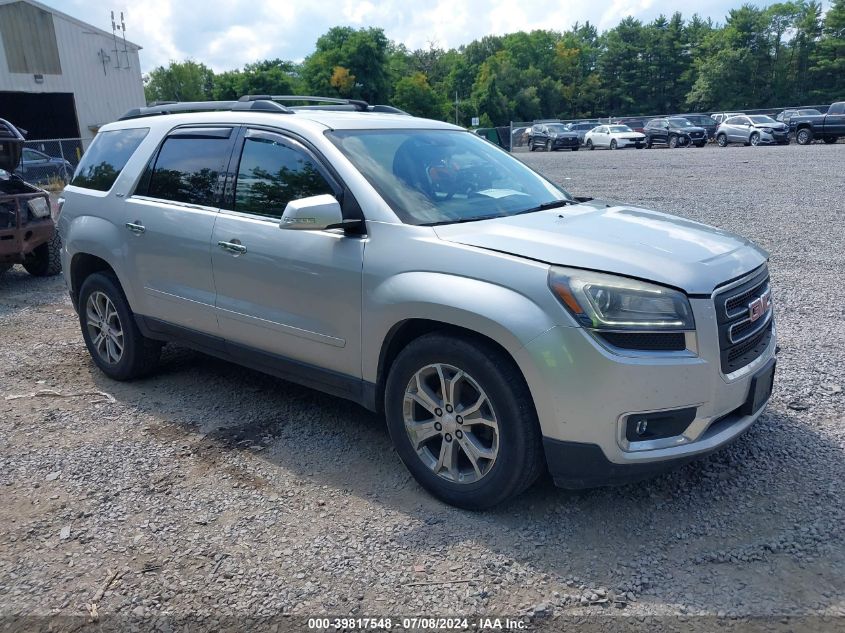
[516,295,777,488]
[759,130,790,144]
[551,137,580,149]
[616,137,645,148]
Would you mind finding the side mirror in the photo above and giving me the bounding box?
[279,194,344,230]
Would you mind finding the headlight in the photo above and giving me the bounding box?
[548,267,694,330]
[762,127,773,133]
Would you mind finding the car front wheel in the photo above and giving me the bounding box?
[610,139,618,150]
[796,128,812,145]
[78,272,162,380]
[586,139,594,150]
[23,233,62,277]
[717,134,728,147]
[385,333,543,510]
[668,135,678,149]
[749,132,761,146]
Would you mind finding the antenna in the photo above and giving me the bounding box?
[120,12,130,69]
[110,11,120,69]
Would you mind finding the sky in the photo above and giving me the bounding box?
[47,0,793,74]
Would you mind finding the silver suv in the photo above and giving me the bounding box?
[59,96,776,509]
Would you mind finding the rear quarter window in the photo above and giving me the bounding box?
[71,128,148,191]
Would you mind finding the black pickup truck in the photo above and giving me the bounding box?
[792,101,845,145]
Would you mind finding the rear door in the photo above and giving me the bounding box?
[210,127,365,378]
[125,126,237,336]
[824,103,845,136]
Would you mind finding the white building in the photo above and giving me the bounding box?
[0,0,145,144]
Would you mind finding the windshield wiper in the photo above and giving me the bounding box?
[513,199,578,215]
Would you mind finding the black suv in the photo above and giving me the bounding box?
[644,117,707,148]
[673,114,717,140]
[528,123,580,151]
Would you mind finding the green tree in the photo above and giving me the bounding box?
[810,0,845,101]
[392,72,443,119]
[144,60,214,102]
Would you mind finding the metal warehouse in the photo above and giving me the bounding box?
[0,0,144,146]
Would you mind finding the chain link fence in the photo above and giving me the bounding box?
[11,138,90,190]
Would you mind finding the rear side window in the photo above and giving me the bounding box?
[146,129,233,207]
[71,128,148,191]
[233,132,334,219]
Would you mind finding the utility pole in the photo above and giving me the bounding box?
[455,91,459,125]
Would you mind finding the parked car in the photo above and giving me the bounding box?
[715,115,789,146]
[673,114,718,140]
[644,117,708,148]
[510,126,531,147]
[14,147,74,184]
[0,119,62,277]
[775,108,822,132]
[566,122,599,145]
[528,122,580,151]
[791,102,845,145]
[584,124,646,150]
[711,112,744,126]
[59,95,776,509]
[611,117,646,133]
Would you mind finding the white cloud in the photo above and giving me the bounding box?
[46,0,784,73]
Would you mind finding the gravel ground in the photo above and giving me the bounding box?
[1,143,843,631]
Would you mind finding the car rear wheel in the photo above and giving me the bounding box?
[78,272,162,380]
[610,139,618,150]
[586,139,594,150]
[796,128,813,145]
[23,233,62,277]
[384,333,544,509]
[749,132,761,146]
[717,134,728,147]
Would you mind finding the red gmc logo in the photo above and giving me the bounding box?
[748,292,770,322]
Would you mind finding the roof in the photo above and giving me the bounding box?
[0,0,142,49]
[102,109,462,134]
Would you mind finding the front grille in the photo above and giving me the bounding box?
[714,266,773,373]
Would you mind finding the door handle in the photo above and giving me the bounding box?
[125,221,145,234]
[218,240,247,255]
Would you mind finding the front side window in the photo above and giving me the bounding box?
[71,127,148,191]
[233,133,334,218]
[328,129,569,226]
[146,131,232,207]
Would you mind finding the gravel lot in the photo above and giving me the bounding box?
[1,143,843,630]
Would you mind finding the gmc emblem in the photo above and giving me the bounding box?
[748,292,770,322]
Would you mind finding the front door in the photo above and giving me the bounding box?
[210,128,364,379]
[125,126,237,335]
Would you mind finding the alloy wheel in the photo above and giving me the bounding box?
[85,291,124,364]
[403,363,499,484]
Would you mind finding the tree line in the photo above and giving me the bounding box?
[144,0,845,126]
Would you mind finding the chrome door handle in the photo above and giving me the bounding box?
[125,221,145,234]
[218,240,247,254]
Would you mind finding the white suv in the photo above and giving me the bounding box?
[59,96,776,509]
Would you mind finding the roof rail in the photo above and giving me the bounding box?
[119,99,293,120]
[118,95,412,121]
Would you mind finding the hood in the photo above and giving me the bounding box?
[754,122,786,130]
[433,201,768,295]
[551,131,578,138]
[0,118,25,173]
[671,125,706,134]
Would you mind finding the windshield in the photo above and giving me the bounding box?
[668,118,695,127]
[608,125,632,133]
[685,116,712,125]
[328,129,570,226]
[749,115,776,124]
[547,124,569,134]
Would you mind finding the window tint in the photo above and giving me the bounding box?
[147,132,232,206]
[233,133,334,218]
[71,127,148,191]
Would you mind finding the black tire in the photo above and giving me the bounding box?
[23,233,62,277]
[545,140,551,151]
[610,139,618,150]
[668,135,678,149]
[636,143,644,149]
[823,136,837,144]
[78,272,162,381]
[586,139,594,150]
[528,140,534,152]
[749,132,760,146]
[384,333,544,510]
[645,138,652,149]
[571,146,579,151]
[717,134,728,147]
[796,128,812,145]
